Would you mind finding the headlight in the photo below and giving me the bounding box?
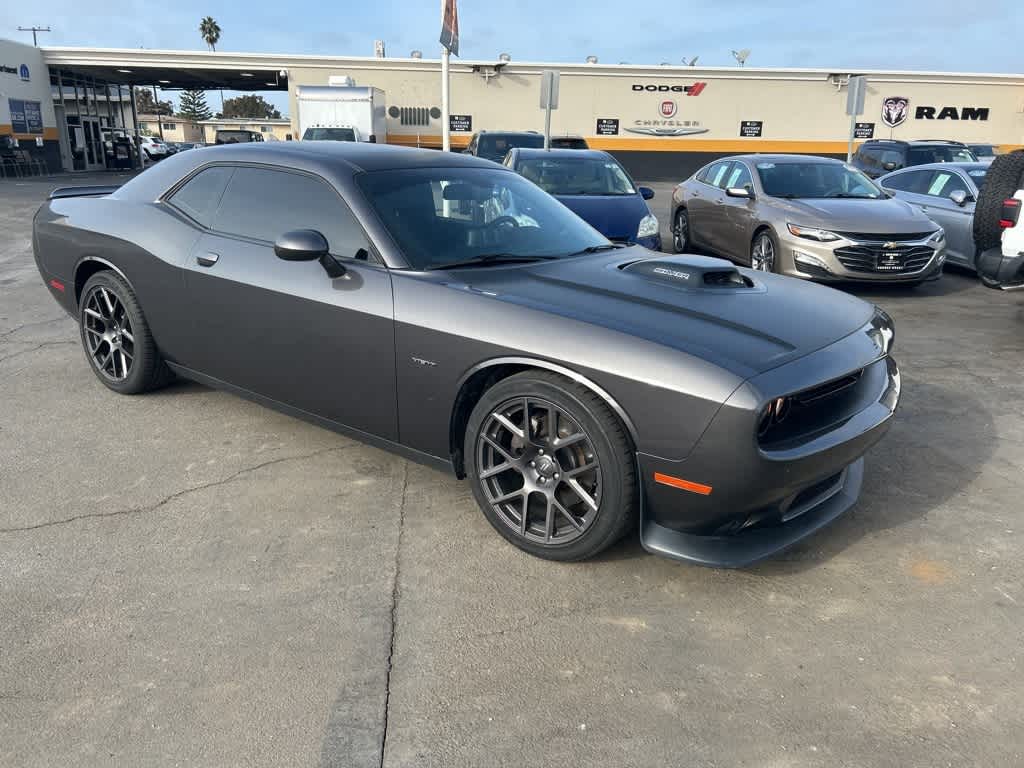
[787,223,841,242]
[637,214,659,239]
[929,228,946,243]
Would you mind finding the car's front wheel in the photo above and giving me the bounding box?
[672,208,690,253]
[464,371,637,561]
[79,271,172,394]
[750,230,779,272]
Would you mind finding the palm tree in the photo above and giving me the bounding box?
[199,17,224,113]
[199,17,221,52]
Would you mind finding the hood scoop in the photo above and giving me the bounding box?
[620,255,755,290]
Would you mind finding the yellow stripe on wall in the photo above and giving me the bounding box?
[0,124,58,141]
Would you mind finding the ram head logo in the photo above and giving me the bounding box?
[881,97,910,128]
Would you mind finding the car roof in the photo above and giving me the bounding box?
[729,154,846,165]
[477,130,541,138]
[512,148,611,161]
[861,139,967,148]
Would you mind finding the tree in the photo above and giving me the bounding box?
[221,94,282,120]
[178,89,212,121]
[134,87,174,116]
[199,16,221,51]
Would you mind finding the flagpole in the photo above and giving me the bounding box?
[441,47,451,152]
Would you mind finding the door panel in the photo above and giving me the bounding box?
[925,200,974,266]
[687,161,730,250]
[183,233,398,440]
[717,162,757,261]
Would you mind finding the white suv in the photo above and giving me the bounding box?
[974,153,1024,291]
[138,135,169,161]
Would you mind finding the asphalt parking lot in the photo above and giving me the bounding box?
[2,173,1023,768]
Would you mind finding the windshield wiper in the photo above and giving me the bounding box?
[564,243,623,257]
[426,253,559,270]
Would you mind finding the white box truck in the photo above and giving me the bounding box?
[296,85,387,144]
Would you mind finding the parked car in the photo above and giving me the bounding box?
[301,125,361,142]
[33,142,900,567]
[670,154,945,284]
[214,129,265,144]
[972,152,1024,290]
[852,139,977,178]
[506,147,661,250]
[878,162,988,271]
[967,144,999,164]
[549,135,589,150]
[138,135,168,160]
[463,130,544,163]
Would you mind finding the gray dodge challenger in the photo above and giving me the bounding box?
[33,142,900,567]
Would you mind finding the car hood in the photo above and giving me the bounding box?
[554,194,650,241]
[452,249,876,379]
[771,196,937,233]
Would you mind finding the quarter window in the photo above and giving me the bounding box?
[167,166,234,228]
[212,167,370,258]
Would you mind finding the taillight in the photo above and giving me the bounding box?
[999,199,1021,229]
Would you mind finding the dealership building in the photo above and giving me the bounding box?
[3,36,1023,178]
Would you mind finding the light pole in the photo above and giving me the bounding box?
[18,25,51,46]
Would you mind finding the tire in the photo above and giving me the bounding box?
[463,370,637,561]
[973,153,1024,251]
[750,229,779,273]
[79,271,173,395]
[672,208,690,253]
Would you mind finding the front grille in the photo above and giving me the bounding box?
[834,231,935,242]
[792,370,862,405]
[834,244,934,274]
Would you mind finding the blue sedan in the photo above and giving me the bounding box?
[504,148,661,250]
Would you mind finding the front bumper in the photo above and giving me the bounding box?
[977,245,1024,290]
[638,315,900,567]
[778,230,945,283]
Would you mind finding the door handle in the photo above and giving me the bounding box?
[715,200,724,205]
[196,252,219,267]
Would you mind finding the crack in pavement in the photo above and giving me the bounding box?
[0,316,68,340]
[0,340,76,364]
[0,445,354,534]
[378,461,409,768]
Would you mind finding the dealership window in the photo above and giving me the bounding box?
[212,167,370,258]
[163,123,175,131]
[139,122,149,130]
[260,125,271,132]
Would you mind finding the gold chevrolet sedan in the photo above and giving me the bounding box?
[670,154,947,285]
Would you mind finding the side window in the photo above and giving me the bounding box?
[703,161,731,188]
[924,170,970,199]
[212,167,370,258]
[883,170,930,194]
[724,162,752,189]
[167,166,233,228]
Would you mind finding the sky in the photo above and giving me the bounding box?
[3,0,1022,115]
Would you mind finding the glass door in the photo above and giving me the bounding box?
[81,117,105,171]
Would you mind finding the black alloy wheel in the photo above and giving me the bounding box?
[465,371,636,561]
[79,271,172,394]
[672,208,690,253]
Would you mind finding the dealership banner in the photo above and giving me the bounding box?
[8,98,43,134]
[440,0,459,56]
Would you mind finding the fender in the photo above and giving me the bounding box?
[455,356,641,447]
[73,255,134,303]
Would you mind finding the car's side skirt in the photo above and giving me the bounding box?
[166,362,456,475]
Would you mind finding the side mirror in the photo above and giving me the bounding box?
[274,229,329,261]
[882,161,898,171]
[725,186,753,199]
[949,189,971,207]
[638,186,655,200]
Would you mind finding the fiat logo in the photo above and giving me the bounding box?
[659,100,677,118]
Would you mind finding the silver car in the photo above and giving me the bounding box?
[670,154,946,283]
[878,162,988,271]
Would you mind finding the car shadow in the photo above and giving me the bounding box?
[841,269,977,299]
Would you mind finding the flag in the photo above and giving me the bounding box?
[440,0,459,56]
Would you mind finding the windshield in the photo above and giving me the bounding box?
[756,161,882,199]
[357,167,609,269]
[303,127,356,141]
[550,137,588,149]
[517,156,636,196]
[478,134,544,161]
[216,131,254,144]
[907,146,977,164]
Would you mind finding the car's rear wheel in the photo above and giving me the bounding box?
[751,230,778,272]
[79,271,172,395]
[672,208,689,253]
[464,371,637,561]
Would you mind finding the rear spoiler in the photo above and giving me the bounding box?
[48,185,121,200]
